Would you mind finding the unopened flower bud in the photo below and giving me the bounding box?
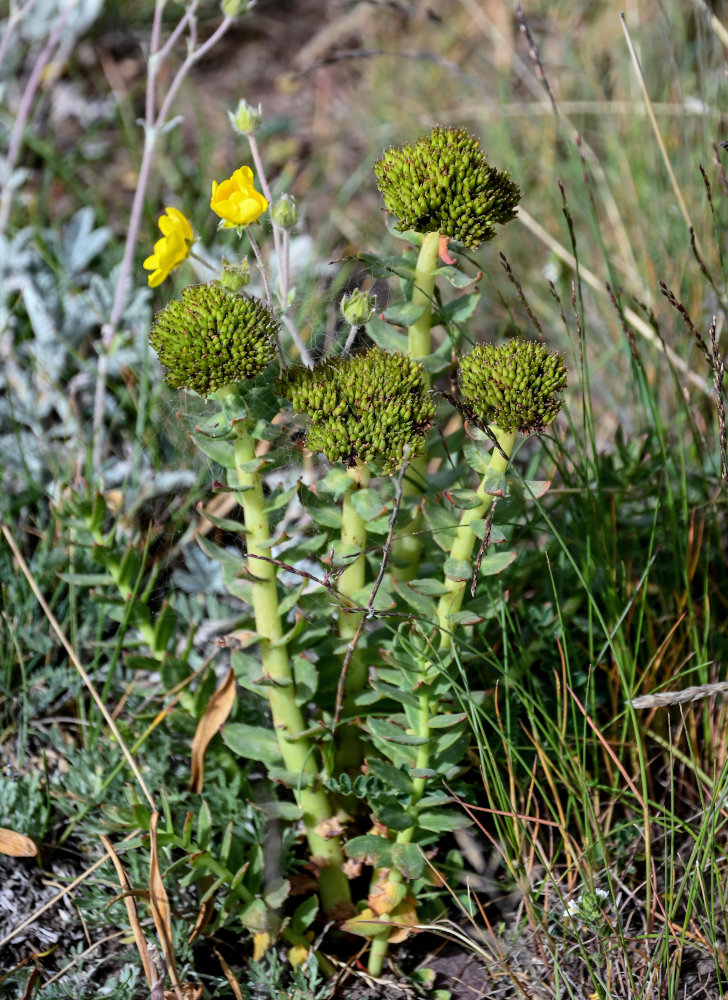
[374,126,521,248]
[458,339,567,436]
[279,347,434,473]
[219,257,250,293]
[340,289,376,327]
[149,283,277,397]
[228,98,263,136]
[271,193,298,229]
[221,0,254,16]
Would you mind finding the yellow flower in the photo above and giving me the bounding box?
[287,943,309,968]
[210,165,267,228]
[143,207,194,287]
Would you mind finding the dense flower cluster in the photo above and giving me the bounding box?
[280,347,434,473]
[458,340,567,435]
[149,283,278,396]
[210,165,268,228]
[373,126,521,248]
[143,207,194,287]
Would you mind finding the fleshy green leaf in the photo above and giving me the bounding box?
[264,878,289,909]
[240,898,269,932]
[318,466,353,499]
[197,535,242,566]
[434,265,478,288]
[291,896,319,935]
[345,834,393,867]
[367,758,414,795]
[445,488,483,510]
[369,718,428,746]
[468,519,507,543]
[391,843,425,880]
[299,484,342,528]
[376,802,413,831]
[422,497,459,550]
[349,582,395,612]
[437,290,480,325]
[351,488,387,522]
[365,315,410,353]
[462,438,491,475]
[293,652,318,705]
[475,549,518,576]
[407,578,450,596]
[222,724,284,768]
[393,580,437,619]
[444,557,472,582]
[357,251,414,281]
[428,712,467,729]
[265,484,298,513]
[417,811,471,833]
[196,504,244,533]
[382,301,427,327]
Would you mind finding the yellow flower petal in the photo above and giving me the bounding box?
[287,944,309,968]
[143,207,194,287]
[210,164,268,227]
[252,932,271,961]
[163,205,193,240]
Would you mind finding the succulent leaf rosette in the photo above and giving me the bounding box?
[149,282,278,396]
[374,126,521,248]
[459,340,567,436]
[280,347,435,474]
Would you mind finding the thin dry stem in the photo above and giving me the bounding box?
[0,830,140,950]
[517,205,709,393]
[620,12,701,256]
[91,6,234,471]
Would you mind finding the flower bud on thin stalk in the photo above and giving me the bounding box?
[340,289,376,355]
[367,339,566,977]
[149,284,351,915]
[280,348,434,768]
[228,98,263,136]
[374,126,521,581]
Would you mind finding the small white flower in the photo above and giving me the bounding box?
[563,898,580,919]
[595,887,609,901]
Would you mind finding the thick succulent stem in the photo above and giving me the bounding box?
[392,231,440,582]
[368,428,517,974]
[437,426,517,651]
[407,230,440,369]
[233,424,351,914]
[366,685,433,976]
[336,462,370,770]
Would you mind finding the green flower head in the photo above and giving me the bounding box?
[458,340,567,436]
[373,126,521,249]
[280,347,435,474]
[149,283,278,397]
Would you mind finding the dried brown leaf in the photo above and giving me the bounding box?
[0,828,37,858]
[149,812,181,996]
[99,834,154,989]
[189,667,236,793]
[164,984,202,1000]
[213,948,244,1000]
